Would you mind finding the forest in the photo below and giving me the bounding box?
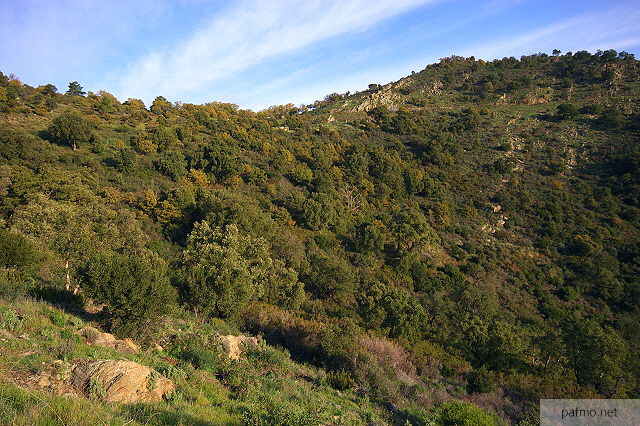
[0,49,639,425]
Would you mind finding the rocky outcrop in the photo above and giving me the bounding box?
[353,85,402,112]
[78,326,139,353]
[71,359,174,403]
[216,334,260,360]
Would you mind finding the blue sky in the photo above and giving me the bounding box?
[1,0,639,110]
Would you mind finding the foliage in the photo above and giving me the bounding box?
[49,111,93,149]
[322,370,355,391]
[181,222,302,318]
[438,401,504,426]
[0,50,639,423]
[78,251,177,334]
[0,229,43,274]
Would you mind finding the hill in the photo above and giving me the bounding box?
[0,49,639,425]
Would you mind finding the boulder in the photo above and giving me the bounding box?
[216,334,260,360]
[78,326,139,353]
[71,359,174,403]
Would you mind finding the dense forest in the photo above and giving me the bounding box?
[0,49,639,425]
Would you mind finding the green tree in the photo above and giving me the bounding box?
[155,151,187,180]
[354,221,385,253]
[556,103,579,120]
[302,192,337,231]
[152,126,179,151]
[79,251,177,334]
[49,111,94,150]
[390,206,438,252]
[66,81,86,96]
[0,229,43,274]
[565,319,634,397]
[181,222,301,318]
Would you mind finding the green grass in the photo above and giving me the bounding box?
[0,296,393,425]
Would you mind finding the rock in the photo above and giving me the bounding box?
[78,326,139,354]
[216,334,260,360]
[37,377,51,387]
[119,338,139,353]
[71,359,174,403]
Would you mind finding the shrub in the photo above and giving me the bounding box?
[182,222,302,318]
[0,229,43,274]
[155,151,187,180]
[322,370,355,391]
[49,111,94,149]
[78,251,177,335]
[467,367,496,393]
[598,107,624,128]
[87,377,106,401]
[0,307,21,331]
[438,401,504,425]
[556,103,579,120]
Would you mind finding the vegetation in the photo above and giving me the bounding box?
[0,48,639,424]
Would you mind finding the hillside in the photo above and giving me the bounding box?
[0,49,639,425]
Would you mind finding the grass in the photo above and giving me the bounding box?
[0,295,394,425]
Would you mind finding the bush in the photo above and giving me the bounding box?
[0,229,43,275]
[49,111,94,149]
[598,107,624,128]
[322,370,355,391]
[438,401,504,425]
[78,251,177,335]
[467,367,496,393]
[556,103,579,120]
[155,151,187,179]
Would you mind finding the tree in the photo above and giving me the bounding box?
[181,222,302,318]
[302,192,337,231]
[150,96,172,115]
[390,206,438,252]
[301,244,356,305]
[155,151,187,180]
[0,229,43,274]
[354,221,385,253]
[556,103,579,120]
[565,319,634,397]
[79,251,177,335]
[152,126,179,151]
[66,81,86,96]
[49,111,94,150]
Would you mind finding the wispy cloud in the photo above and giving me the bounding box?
[112,0,435,103]
[460,2,640,59]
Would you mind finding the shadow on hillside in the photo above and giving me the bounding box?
[36,129,53,143]
[29,284,106,324]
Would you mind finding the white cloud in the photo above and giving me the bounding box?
[113,0,435,103]
[460,3,640,60]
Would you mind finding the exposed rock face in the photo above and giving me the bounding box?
[78,326,139,353]
[216,334,260,360]
[71,359,174,403]
[353,85,402,112]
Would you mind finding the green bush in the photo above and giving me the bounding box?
[155,151,187,179]
[49,111,94,149]
[181,222,302,318]
[0,307,21,331]
[78,251,177,335]
[0,229,43,274]
[322,370,355,391]
[556,103,579,120]
[438,401,504,425]
[467,367,496,393]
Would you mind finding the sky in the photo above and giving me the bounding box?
[1,0,639,111]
